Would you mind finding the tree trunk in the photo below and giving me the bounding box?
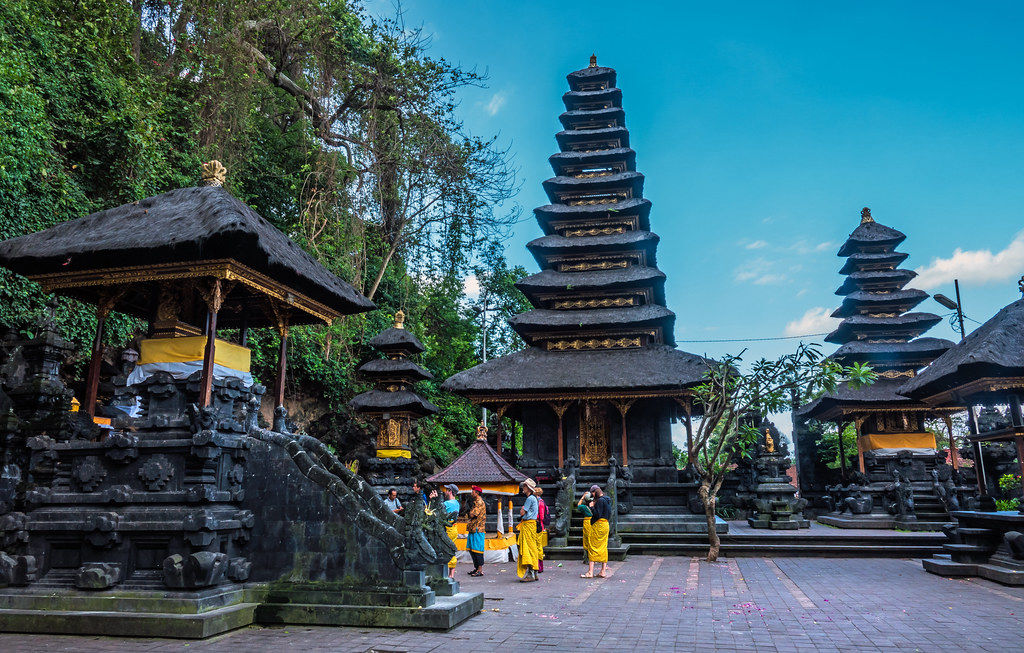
[365,239,400,301]
[699,480,720,562]
[131,0,142,60]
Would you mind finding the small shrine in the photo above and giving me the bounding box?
[797,208,963,530]
[426,424,529,562]
[0,164,481,637]
[349,311,438,491]
[902,285,1024,584]
[746,420,809,530]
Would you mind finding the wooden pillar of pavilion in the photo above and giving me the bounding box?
[611,398,635,466]
[942,415,959,470]
[549,401,570,469]
[197,279,223,407]
[854,417,866,474]
[275,321,289,408]
[492,404,508,453]
[837,422,848,480]
[966,405,989,497]
[84,292,122,418]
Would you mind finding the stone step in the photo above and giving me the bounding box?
[621,542,943,557]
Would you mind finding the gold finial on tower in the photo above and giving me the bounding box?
[201,160,227,187]
[589,53,598,68]
[476,421,488,440]
[394,310,405,329]
[860,207,874,224]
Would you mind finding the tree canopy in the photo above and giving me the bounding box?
[0,0,525,466]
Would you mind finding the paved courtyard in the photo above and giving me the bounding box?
[2,556,1023,652]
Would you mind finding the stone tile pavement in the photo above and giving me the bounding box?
[2,556,1023,652]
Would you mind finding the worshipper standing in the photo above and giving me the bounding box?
[534,486,548,573]
[516,479,542,582]
[413,480,431,505]
[384,488,402,514]
[466,485,487,577]
[442,484,461,579]
[576,492,594,565]
[582,484,610,579]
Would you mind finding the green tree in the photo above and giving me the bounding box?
[688,344,875,562]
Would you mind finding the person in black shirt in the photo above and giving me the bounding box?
[582,484,611,578]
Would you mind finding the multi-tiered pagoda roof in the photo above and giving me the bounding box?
[443,57,706,400]
[800,208,954,419]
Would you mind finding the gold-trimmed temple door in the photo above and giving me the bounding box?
[579,402,610,466]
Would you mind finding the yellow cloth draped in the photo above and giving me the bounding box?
[138,336,250,371]
[589,518,610,563]
[581,518,592,561]
[517,519,542,578]
[445,524,459,569]
[859,432,936,451]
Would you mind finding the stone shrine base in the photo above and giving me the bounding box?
[817,513,947,532]
[0,579,483,639]
[922,510,1024,586]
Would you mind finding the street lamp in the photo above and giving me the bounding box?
[933,279,966,340]
[475,295,498,425]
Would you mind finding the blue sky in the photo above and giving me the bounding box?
[375,1,1024,368]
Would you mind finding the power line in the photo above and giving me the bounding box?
[676,332,830,344]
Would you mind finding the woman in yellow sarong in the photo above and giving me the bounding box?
[441,484,461,579]
[577,492,593,564]
[516,479,541,582]
[582,484,610,579]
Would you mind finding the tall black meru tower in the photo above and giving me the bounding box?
[443,58,710,524]
[797,208,960,527]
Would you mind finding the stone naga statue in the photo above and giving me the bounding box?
[247,403,452,571]
[550,456,576,539]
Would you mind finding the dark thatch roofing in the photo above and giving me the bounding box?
[836,269,917,295]
[0,185,374,316]
[562,87,622,111]
[367,327,426,354]
[831,289,927,317]
[526,231,659,269]
[548,147,636,176]
[831,337,953,366]
[556,126,630,150]
[427,437,528,485]
[837,221,907,256]
[517,266,665,292]
[825,312,942,344]
[510,304,672,328]
[348,389,439,416]
[357,358,433,381]
[516,266,667,308]
[535,196,650,222]
[839,251,909,275]
[542,172,644,204]
[797,379,929,420]
[559,107,625,130]
[566,64,617,88]
[900,298,1024,399]
[441,345,708,395]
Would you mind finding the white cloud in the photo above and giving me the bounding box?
[734,257,790,285]
[914,230,1024,290]
[485,92,507,116]
[463,274,480,298]
[784,307,839,337]
[745,240,768,250]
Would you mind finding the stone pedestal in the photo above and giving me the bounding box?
[922,510,1024,585]
[746,428,809,530]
